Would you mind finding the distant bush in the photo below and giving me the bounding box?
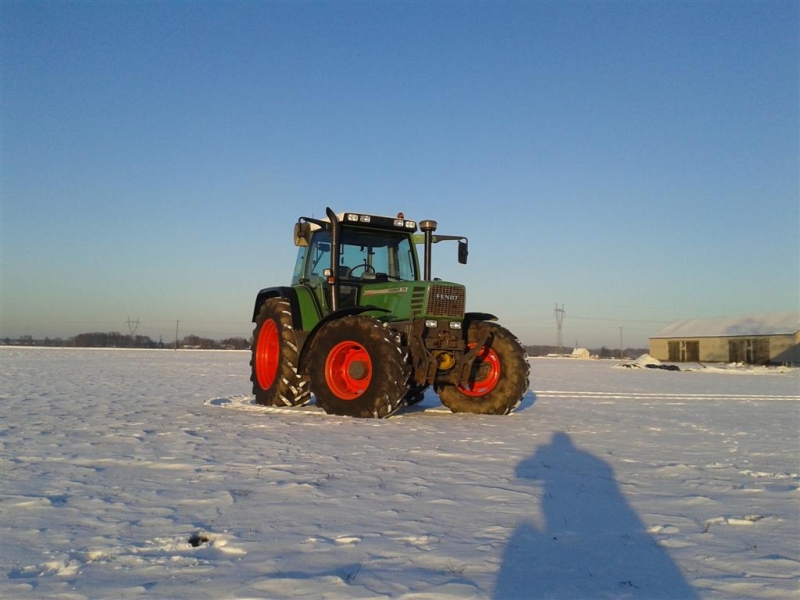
[72,332,158,348]
[3,332,251,350]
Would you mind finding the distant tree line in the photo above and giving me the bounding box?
[4,336,645,356]
[525,345,649,359]
[2,332,251,350]
[180,334,250,350]
[73,332,160,348]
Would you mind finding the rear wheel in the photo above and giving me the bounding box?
[250,297,310,407]
[438,323,529,415]
[309,316,410,418]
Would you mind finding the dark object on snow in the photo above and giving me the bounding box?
[188,533,210,547]
[645,363,680,371]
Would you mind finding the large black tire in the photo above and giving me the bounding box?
[250,297,310,407]
[308,316,410,418]
[438,322,529,415]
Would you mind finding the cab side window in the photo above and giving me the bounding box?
[307,232,332,279]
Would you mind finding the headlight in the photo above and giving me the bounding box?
[425,320,438,328]
[449,321,462,329]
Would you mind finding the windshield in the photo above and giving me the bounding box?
[298,229,417,282]
[340,230,416,281]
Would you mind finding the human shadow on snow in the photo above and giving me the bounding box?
[493,432,698,599]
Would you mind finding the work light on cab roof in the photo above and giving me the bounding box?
[343,212,417,230]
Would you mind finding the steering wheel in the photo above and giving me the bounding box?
[349,264,376,278]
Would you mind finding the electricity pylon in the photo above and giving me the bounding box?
[126,317,140,337]
[554,304,566,355]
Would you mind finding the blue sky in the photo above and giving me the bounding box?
[2,0,798,348]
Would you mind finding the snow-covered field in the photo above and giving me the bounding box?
[1,347,798,599]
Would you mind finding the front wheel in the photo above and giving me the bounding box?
[309,316,410,418]
[250,297,310,407]
[438,323,529,415]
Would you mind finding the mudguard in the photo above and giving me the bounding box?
[296,306,389,375]
[252,286,322,331]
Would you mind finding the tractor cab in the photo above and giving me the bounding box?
[292,213,418,311]
[292,208,468,315]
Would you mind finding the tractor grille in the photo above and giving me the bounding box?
[427,285,466,318]
[411,286,426,316]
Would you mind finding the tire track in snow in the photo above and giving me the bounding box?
[207,392,799,417]
[205,395,453,417]
[206,396,327,416]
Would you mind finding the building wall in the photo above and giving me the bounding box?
[649,332,799,364]
[649,338,670,362]
[771,331,800,365]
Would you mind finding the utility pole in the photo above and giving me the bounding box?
[175,320,180,351]
[554,303,566,355]
[619,326,624,360]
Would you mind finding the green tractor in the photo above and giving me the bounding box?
[250,208,529,418]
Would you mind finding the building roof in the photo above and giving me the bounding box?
[652,312,800,339]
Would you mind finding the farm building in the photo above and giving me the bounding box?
[649,312,800,365]
[570,347,591,359]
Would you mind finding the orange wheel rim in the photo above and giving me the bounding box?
[459,343,501,397]
[325,341,372,400]
[255,320,280,389]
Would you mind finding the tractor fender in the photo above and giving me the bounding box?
[297,306,389,375]
[253,286,322,331]
[464,312,498,330]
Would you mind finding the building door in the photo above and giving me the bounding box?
[668,341,680,362]
[729,339,770,364]
[668,340,699,362]
[684,341,699,362]
[729,339,745,363]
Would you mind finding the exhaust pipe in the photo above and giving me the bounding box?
[326,207,340,312]
[419,219,437,281]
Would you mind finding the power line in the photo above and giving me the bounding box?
[568,316,670,324]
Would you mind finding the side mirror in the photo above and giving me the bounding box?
[294,222,311,247]
[458,240,468,264]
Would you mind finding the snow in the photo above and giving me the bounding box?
[618,353,666,369]
[618,353,800,375]
[1,347,798,599]
[652,312,800,339]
